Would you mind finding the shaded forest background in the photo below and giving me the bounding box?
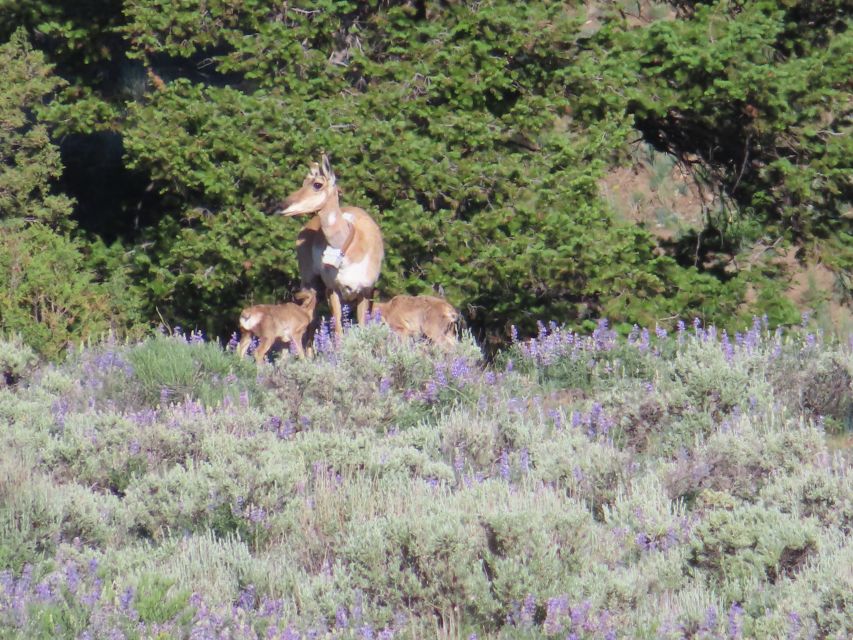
[1,0,850,358]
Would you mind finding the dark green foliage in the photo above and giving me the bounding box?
[0,1,849,351]
[0,30,146,359]
[0,224,132,359]
[0,28,73,228]
[577,1,851,238]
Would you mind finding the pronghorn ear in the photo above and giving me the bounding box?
[320,154,336,185]
[307,162,320,178]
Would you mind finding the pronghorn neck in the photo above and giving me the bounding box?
[318,190,352,250]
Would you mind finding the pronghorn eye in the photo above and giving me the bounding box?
[312,182,323,191]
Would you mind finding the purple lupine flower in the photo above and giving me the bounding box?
[434,364,448,386]
[280,419,296,440]
[699,605,718,635]
[359,624,375,639]
[628,324,640,344]
[519,593,536,628]
[543,595,569,635]
[570,600,591,628]
[507,397,524,414]
[335,605,349,629]
[65,563,80,594]
[82,577,103,607]
[281,625,301,640]
[499,450,511,481]
[662,528,678,551]
[510,325,519,343]
[314,319,332,354]
[236,585,256,610]
[378,628,394,640]
[547,408,563,429]
[261,596,283,618]
[248,506,267,525]
[454,453,465,476]
[379,377,391,395]
[801,311,810,327]
[424,380,438,402]
[639,328,650,352]
[721,331,734,362]
[787,611,801,640]
[571,410,582,429]
[119,586,135,611]
[226,332,240,351]
[727,602,744,639]
[693,317,704,340]
[505,358,514,372]
[450,358,469,381]
[34,581,52,601]
[635,532,654,552]
[655,325,667,340]
[519,448,530,474]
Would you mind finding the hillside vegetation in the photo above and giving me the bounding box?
[0,317,851,638]
[1,1,851,355]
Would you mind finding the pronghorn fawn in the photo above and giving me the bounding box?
[372,295,460,347]
[277,154,384,337]
[237,290,317,363]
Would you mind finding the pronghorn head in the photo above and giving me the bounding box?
[278,154,337,216]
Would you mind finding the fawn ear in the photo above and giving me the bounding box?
[320,154,336,186]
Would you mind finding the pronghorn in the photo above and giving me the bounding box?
[277,154,384,336]
[237,289,317,363]
[372,295,460,347]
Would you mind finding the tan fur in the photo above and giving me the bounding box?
[372,295,459,347]
[279,155,384,336]
[237,290,317,363]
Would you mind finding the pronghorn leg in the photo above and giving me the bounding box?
[292,329,306,359]
[355,294,370,326]
[254,336,275,364]
[328,290,344,337]
[237,332,252,359]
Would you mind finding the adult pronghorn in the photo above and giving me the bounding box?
[277,154,384,336]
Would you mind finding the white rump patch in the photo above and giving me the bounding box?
[239,312,261,331]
